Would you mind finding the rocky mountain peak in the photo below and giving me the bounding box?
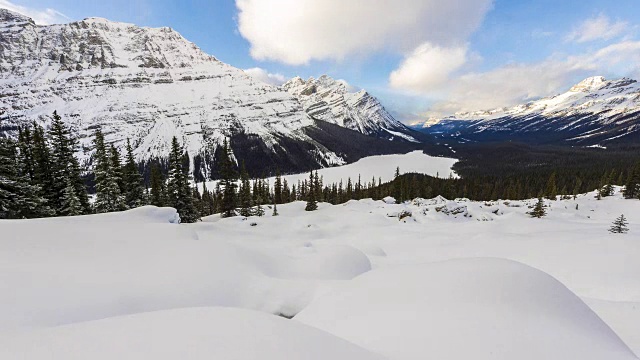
[569,76,607,92]
[0,8,34,25]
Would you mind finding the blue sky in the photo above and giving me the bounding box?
[3,0,640,123]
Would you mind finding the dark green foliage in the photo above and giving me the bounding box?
[0,137,52,219]
[274,168,283,204]
[93,128,125,213]
[609,214,629,234]
[528,197,547,218]
[218,139,238,218]
[122,139,145,208]
[624,162,640,199]
[305,171,318,212]
[47,111,90,214]
[149,163,167,207]
[238,162,253,217]
[167,137,199,223]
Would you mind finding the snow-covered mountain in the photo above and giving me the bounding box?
[422,76,640,146]
[0,9,419,176]
[283,75,418,142]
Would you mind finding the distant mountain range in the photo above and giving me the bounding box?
[0,9,421,177]
[416,76,640,147]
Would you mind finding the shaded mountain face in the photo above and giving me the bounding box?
[283,75,420,143]
[419,76,640,147]
[0,9,421,177]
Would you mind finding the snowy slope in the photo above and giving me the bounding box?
[1,189,640,358]
[0,307,384,360]
[296,258,636,360]
[0,9,420,174]
[423,76,640,146]
[284,75,419,142]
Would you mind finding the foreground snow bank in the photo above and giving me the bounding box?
[0,206,370,330]
[295,258,636,360]
[0,307,384,360]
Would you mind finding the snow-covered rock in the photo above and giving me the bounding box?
[284,75,419,142]
[423,76,640,146]
[0,9,419,175]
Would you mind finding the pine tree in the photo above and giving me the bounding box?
[528,197,546,218]
[623,162,640,199]
[167,137,199,223]
[122,139,145,208]
[31,122,55,209]
[274,168,283,204]
[305,171,318,211]
[60,177,83,216]
[201,181,215,216]
[149,163,166,207]
[0,137,52,219]
[93,129,125,213]
[272,202,279,216]
[545,172,557,200]
[48,111,90,214]
[609,214,629,234]
[218,139,238,218]
[238,162,253,217]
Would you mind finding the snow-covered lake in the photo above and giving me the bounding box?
[1,189,639,359]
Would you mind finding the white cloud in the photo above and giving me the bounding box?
[389,43,468,92]
[566,14,629,43]
[243,67,288,86]
[425,40,640,117]
[0,0,68,25]
[235,0,493,65]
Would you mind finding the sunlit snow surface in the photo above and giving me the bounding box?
[1,188,639,359]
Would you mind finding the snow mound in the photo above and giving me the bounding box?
[295,258,636,360]
[0,307,384,360]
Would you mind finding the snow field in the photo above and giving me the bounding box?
[1,187,639,359]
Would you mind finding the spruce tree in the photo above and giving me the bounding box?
[272,202,279,216]
[545,172,557,200]
[624,162,640,199]
[167,137,199,223]
[149,163,166,207]
[122,139,145,208]
[218,139,238,218]
[201,181,215,216]
[238,162,253,217]
[305,171,318,211]
[48,111,90,214]
[0,137,52,219]
[274,168,283,204]
[609,214,629,234]
[61,178,83,216]
[528,197,546,218]
[31,122,55,209]
[93,129,125,213]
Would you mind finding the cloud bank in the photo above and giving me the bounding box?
[244,67,287,86]
[235,0,493,65]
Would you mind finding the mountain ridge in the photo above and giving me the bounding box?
[0,9,423,177]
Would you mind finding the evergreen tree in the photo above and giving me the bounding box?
[272,201,279,216]
[60,177,83,216]
[305,171,318,211]
[545,172,557,200]
[149,163,166,207]
[274,168,283,204]
[0,137,52,219]
[201,181,215,216]
[93,129,125,213]
[609,214,629,234]
[167,137,199,223]
[110,145,124,192]
[623,162,640,199]
[31,123,55,208]
[48,111,90,214]
[122,139,145,208]
[238,162,253,217]
[218,139,238,218]
[528,197,546,218]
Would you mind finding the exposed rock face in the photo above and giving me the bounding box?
[0,9,420,176]
[283,75,419,142]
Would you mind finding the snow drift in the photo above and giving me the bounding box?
[295,258,636,360]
